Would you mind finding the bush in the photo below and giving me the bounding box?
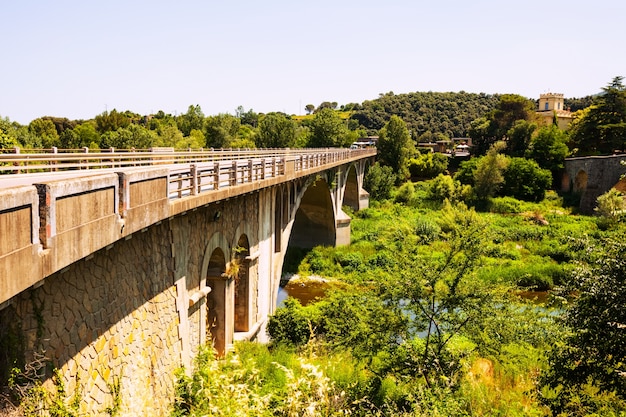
[488,196,523,214]
[394,181,416,204]
[408,152,449,179]
[267,298,314,346]
[500,157,552,202]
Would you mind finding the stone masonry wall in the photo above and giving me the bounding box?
[1,192,261,416]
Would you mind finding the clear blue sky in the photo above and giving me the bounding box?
[1,0,624,124]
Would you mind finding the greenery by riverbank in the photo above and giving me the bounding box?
[172,187,626,416]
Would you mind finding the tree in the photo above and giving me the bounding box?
[594,188,626,228]
[100,124,156,149]
[363,162,395,200]
[29,118,60,148]
[306,108,349,148]
[407,152,449,179]
[0,117,18,149]
[506,119,537,157]
[568,76,626,155]
[304,104,315,115]
[500,157,552,202]
[236,106,258,128]
[204,114,241,148]
[255,113,296,148]
[177,105,205,137]
[377,115,414,182]
[540,238,626,415]
[95,109,130,134]
[382,201,496,389]
[525,124,569,175]
[473,141,509,201]
[469,94,537,155]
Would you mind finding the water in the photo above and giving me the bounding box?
[277,279,330,306]
[279,280,551,306]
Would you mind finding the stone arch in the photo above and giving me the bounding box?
[574,170,588,193]
[289,177,336,249]
[342,164,360,211]
[233,232,251,333]
[201,232,231,356]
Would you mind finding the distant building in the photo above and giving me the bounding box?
[351,136,378,149]
[537,93,573,130]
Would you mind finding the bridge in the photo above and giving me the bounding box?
[562,154,626,213]
[0,148,375,415]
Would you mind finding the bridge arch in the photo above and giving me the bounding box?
[289,177,336,249]
[342,163,360,211]
[574,170,588,193]
[201,232,231,355]
[232,229,252,333]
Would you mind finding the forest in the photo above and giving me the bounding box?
[3,78,626,416]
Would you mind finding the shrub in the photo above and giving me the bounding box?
[393,181,416,204]
[267,298,314,346]
[488,196,523,214]
[408,152,449,179]
[500,157,552,202]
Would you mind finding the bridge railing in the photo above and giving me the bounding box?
[0,148,372,175]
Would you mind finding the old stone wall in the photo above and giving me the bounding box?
[563,155,626,213]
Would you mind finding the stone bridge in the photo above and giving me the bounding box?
[562,154,626,213]
[0,148,375,415]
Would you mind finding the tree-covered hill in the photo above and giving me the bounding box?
[350,91,502,138]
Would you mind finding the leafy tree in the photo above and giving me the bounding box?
[236,106,258,127]
[175,128,205,150]
[568,76,626,155]
[351,91,500,138]
[525,124,570,175]
[204,114,240,148]
[363,162,395,200]
[453,157,480,186]
[473,141,509,201]
[0,118,19,149]
[377,115,414,182]
[506,119,537,157]
[427,174,469,203]
[470,94,537,155]
[59,122,100,149]
[382,201,496,389]
[540,238,626,415]
[95,109,130,134]
[0,127,17,149]
[306,108,349,148]
[29,118,60,148]
[304,104,315,115]
[156,124,184,148]
[407,152,449,179]
[255,112,296,148]
[177,105,205,137]
[100,124,156,149]
[500,157,552,202]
